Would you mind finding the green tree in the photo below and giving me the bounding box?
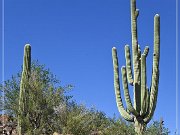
[145,120,170,135]
[61,103,110,135]
[102,117,170,135]
[0,61,72,134]
[102,117,135,135]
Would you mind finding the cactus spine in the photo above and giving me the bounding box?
[112,0,160,134]
[18,44,31,135]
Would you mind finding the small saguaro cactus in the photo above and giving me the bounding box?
[17,44,31,135]
[112,0,160,134]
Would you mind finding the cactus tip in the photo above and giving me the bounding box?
[155,14,159,16]
[112,47,117,52]
[155,14,160,18]
[121,65,126,69]
[25,44,31,49]
[125,44,129,48]
[25,44,30,46]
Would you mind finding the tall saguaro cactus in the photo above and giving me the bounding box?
[18,44,31,135]
[112,0,160,134]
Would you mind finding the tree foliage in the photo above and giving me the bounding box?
[0,61,72,134]
[0,61,170,135]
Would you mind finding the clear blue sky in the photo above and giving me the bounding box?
[0,0,179,133]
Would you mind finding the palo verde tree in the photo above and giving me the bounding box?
[112,0,160,134]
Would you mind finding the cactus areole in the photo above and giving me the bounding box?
[112,0,160,134]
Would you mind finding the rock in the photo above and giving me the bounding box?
[0,115,17,135]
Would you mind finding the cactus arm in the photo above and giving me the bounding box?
[125,45,134,85]
[131,0,140,84]
[137,45,141,82]
[112,47,134,122]
[143,46,149,57]
[131,0,141,113]
[134,83,141,114]
[144,14,160,123]
[138,44,141,58]
[121,66,139,116]
[140,54,147,116]
[135,9,139,18]
[18,44,31,135]
[144,87,150,118]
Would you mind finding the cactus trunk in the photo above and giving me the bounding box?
[112,0,160,134]
[17,44,31,135]
[134,118,146,135]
